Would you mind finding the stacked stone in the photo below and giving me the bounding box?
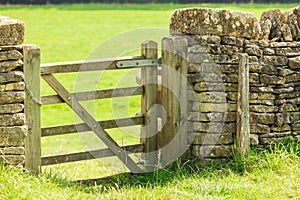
[247,41,300,145]
[170,8,261,159]
[0,16,26,165]
[170,6,300,160]
[186,35,242,159]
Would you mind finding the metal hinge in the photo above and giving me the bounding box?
[116,58,161,69]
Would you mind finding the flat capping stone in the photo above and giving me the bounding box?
[0,16,24,45]
[170,8,260,40]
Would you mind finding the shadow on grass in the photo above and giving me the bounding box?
[44,136,300,194]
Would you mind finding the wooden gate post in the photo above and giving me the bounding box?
[236,54,250,156]
[23,45,41,174]
[140,40,158,170]
[160,37,188,167]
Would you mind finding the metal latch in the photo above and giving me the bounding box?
[116,58,161,69]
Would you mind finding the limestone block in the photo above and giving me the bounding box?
[226,73,238,83]
[188,112,223,122]
[4,81,25,91]
[192,102,230,113]
[191,35,221,45]
[257,92,276,100]
[271,124,291,132]
[192,145,233,158]
[0,126,27,146]
[281,24,293,42]
[287,41,300,47]
[276,48,300,57]
[221,36,244,46]
[249,73,259,84]
[278,68,294,77]
[193,122,236,133]
[188,73,226,83]
[227,92,237,101]
[0,104,24,114]
[188,63,237,74]
[249,56,259,62]
[250,134,259,146]
[250,86,273,93]
[196,92,227,103]
[0,71,24,83]
[0,60,23,73]
[0,155,25,165]
[0,113,25,126]
[263,48,275,55]
[260,74,285,85]
[170,8,260,39]
[278,90,300,99]
[249,105,278,113]
[259,19,272,41]
[250,113,275,125]
[191,132,233,145]
[249,99,274,106]
[292,123,300,131]
[260,56,288,66]
[244,44,263,56]
[211,54,240,64]
[193,82,238,92]
[270,42,288,48]
[188,53,213,63]
[0,16,24,45]
[0,91,25,104]
[284,6,300,41]
[224,112,236,122]
[260,131,291,138]
[250,123,270,134]
[276,112,300,125]
[260,137,286,145]
[278,104,299,112]
[273,87,294,94]
[0,147,24,155]
[288,56,300,69]
[275,98,300,105]
[0,50,23,61]
[260,9,284,42]
[286,73,300,83]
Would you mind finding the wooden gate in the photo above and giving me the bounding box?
[24,41,160,174]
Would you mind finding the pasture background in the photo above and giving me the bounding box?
[0,2,299,182]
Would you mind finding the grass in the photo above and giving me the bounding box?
[1,140,299,199]
[0,3,299,198]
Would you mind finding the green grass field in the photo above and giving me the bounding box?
[0,3,299,199]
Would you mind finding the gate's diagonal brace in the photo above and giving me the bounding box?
[42,74,142,173]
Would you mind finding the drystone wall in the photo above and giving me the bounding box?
[169,6,300,159]
[0,16,27,165]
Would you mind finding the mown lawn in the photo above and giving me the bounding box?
[1,142,300,199]
[0,3,299,198]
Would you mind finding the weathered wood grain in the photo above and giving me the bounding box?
[23,45,41,174]
[236,54,250,156]
[140,40,158,171]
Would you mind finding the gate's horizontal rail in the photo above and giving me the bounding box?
[41,86,143,105]
[42,116,144,137]
[41,143,144,166]
[40,56,144,74]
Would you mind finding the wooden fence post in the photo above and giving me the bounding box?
[141,40,158,171]
[236,54,250,156]
[160,37,188,167]
[23,45,41,174]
